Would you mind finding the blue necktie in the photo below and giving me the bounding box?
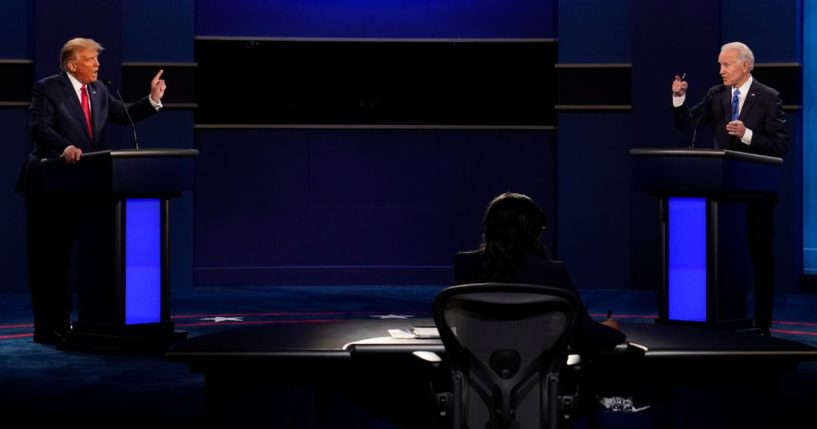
[730,89,741,121]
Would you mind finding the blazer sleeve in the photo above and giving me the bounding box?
[86,79,157,127]
[673,86,719,131]
[572,311,627,353]
[28,81,74,156]
[556,263,627,353]
[747,90,788,157]
[105,92,158,126]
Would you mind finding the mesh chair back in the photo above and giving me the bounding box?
[433,283,579,429]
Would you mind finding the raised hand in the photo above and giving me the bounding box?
[150,69,166,102]
[672,74,688,96]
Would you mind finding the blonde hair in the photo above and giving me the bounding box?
[60,38,104,71]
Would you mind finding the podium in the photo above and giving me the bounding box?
[630,148,782,327]
[40,148,198,352]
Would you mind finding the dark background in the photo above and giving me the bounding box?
[0,0,809,295]
[194,40,557,126]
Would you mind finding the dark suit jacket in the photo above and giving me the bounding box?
[18,72,158,192]
[454,250,626,353]
[673,78,788,157]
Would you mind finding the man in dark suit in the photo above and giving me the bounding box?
[671,42,788,157]
[671,41,789,333]
[18,37,167,344]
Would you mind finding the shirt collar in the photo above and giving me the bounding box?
[733,75,753,95]
[66,72,85,94]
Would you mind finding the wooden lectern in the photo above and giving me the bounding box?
[40,148,198,352]
[630,148,782,328]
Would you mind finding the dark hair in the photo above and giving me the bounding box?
[478,192,548,281]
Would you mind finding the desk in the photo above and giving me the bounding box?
[167,320,817,428]
[167,319,817,365]
[168,319,450,428]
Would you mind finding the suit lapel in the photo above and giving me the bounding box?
[89,82,103,141]
[722,88,732,122]
[61,73,93,144]
[739,80,761,121]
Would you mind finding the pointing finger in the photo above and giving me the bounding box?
[152,69,164,84]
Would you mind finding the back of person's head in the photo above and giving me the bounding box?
[478,192,548,281]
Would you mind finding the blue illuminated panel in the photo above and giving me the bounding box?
[668,197,707,322]
[805,1,817,274]
[125,199,162,325]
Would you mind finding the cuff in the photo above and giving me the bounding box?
[148,95,163,110]
[741,128,753,145]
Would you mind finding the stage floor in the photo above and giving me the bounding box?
[2,286,817,428]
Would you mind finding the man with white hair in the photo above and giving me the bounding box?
[669,42,788,334]
[671,41,788,156]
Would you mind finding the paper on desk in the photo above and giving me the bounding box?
[387,328,440,339]
[411,327,439,338]
[388,329,416,339]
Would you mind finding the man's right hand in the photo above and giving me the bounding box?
[602,318,621,331]
[672,75,688,96]
[62,145,82,164]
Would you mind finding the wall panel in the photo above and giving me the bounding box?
[196,0,556,39]
[193,129,557,285]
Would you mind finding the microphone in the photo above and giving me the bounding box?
[101,78,139,150]
[688,84,726,149]
[690,111,704,149]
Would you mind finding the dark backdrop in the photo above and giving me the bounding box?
[0,0,806,295]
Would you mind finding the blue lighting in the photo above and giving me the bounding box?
[668,197,707,322]
[125,199,162,325]
[805,1,817,274]
[195,0,554,39]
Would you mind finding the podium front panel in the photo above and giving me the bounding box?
[111,156,195,194]
[631,149,781,194]
[41,149,197,194]
[38,149,196,351]
[124,198,162,325]
[667,197,707,322]
[631,148,779,328]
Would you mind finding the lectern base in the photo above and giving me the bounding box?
[58,324,187,354]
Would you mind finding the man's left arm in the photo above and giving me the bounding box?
[733,91,789,157]
[749,93,789,157]
[108,69,165,124]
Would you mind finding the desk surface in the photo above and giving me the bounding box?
[166,319,817,367]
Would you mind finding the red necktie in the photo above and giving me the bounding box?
[80,85,93,140]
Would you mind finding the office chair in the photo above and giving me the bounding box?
[432,283,580,429]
